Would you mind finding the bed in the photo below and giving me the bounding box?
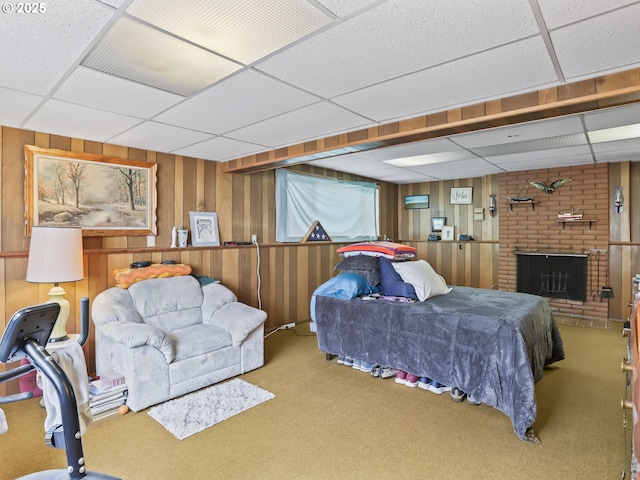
[313,285,564,442]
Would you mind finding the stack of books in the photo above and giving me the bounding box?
[88,375,128,421]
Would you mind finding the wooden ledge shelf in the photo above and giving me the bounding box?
[507,200,539,211]
[557,219,597,229]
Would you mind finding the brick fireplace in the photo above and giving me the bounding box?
[498,164,609,319]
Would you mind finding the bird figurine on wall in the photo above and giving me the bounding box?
[528,178,572,194]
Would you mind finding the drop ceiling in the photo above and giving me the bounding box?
[1,0,640,183]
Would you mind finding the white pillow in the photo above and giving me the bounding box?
[391,260,451,301]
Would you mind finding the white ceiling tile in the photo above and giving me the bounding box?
[23,99,141,142]
[594,148,640,163]
[0,88,44,127]
[155,70,319,134]
[490,153,595,172]
[98,0,125,8]
[551,4,640,79]
[452,117,585,148]
[173,136,268,161]
[361,138,465,161]
[583,103,640,131]
[54,67,183,118]
[332,37,558,122]
[375,172,437,183]
[310,155,401,174]
[108,121,213,153]
[536,0,637,29]
[484,145,593,165]
[256,0,538,98]
[0,0,113,94]
[226,102,371,147]
[315,0,380,17]
[409,158,500,173]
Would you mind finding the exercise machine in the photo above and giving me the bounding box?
[0,298,120,480]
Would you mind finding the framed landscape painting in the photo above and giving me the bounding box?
[25,145,157,236]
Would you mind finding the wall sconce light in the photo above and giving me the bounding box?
[614,186,624,214]
[488,194,497,217]
[26,226,84,342]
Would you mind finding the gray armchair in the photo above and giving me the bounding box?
[92,275,266,411]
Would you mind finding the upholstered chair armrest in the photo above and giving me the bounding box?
[92,288,143,327]
[100,322,174,363]
[201,283,238,318]
[205,303,267,346]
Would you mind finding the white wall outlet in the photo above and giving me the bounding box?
[251,234,258,244]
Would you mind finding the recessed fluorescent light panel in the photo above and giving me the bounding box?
[588,124,640,144]
[126,0,333,65]
[82,17,242,96]
[385,150,476,167]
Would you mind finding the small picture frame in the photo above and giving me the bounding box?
[442,226,455,241]
[431,217,446,232]
[189,211,220,247]
[450,187,473,204]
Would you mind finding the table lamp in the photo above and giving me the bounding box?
[26,226,84,343]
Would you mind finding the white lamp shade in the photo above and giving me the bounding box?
[26,226,84,283]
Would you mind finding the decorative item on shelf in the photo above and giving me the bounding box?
[557,208,583,221]
[488,194,497,217]
[171,226,177,248]
[189,212,220,247]
[528,178,572,194]
[301,220,332,242]
[26,226,84,343]
[614,186,624,214]
[441,226,454,241]
[177,229,189,248]
[431,216,446,232]
[506,184,534,203]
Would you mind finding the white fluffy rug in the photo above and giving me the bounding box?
[147,378,275,440]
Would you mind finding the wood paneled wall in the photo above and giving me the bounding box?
[397,175,500,289]
[0,126,396,394]
[609,161,640,320]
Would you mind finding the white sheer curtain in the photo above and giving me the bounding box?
[275,169,379,242]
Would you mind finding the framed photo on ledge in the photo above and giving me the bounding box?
[189,211,220,247]
[431,217,446,232]
[442,226,455,241]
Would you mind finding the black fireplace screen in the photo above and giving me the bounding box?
[516,253,587,302]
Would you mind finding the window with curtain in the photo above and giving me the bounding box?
[275,169,379,243]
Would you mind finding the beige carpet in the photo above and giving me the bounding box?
[0,320,631,480]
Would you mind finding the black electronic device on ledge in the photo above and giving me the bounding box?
[428,234,441,241]
[459,234,474,241]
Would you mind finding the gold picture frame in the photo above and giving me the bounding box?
[25,145,157,237]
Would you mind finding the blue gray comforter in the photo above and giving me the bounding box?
[314,286,564,442]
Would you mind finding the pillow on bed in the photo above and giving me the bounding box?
[379,257,418,300]
[334,255,380,287]
[314,272,374,299]
[336,241,416,261]
[391,260,451,301]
